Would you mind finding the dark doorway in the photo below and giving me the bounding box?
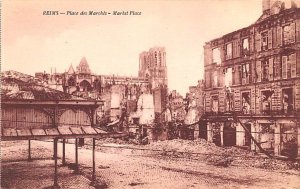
[280,123,298,158]
[142,127,148,138]
[80,80,92,92]
[223,122,236,146]
[199,121,207,140]
[245,123,252,148]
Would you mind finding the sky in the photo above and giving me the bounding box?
[2,0,262,95]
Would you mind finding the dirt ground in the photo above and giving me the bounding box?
[1,140,300,189]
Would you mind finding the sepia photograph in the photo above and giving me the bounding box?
[1,0,300,188]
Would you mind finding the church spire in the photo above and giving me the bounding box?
[77,57,91,74]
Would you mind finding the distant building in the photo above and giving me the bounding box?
[200,0,300,158]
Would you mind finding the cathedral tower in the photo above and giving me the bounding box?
[138,47,168,89]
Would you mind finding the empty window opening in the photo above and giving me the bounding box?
[224,67,232,87]
[282,88,293,114]
[212,71,218,88]
[242,63,250,84]
[242,92,251,114]
[242,38,250,56]
[261,31,268,50]
[261,59,269,82]
[261,90,273,114]
[225,43,233,60]
[212,48,221,64]
[211,96,219,113]
[282,54,296,79]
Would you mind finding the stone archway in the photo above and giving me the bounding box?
[79,80,92,92]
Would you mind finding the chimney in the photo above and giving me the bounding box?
[262,0,271,13]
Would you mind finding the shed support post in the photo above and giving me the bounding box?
[74,138,79,174]
[53,138,60,189]
[91,138,96,185]
[52,139,55,160]
[62,139,66,165]
[28,140,32,161]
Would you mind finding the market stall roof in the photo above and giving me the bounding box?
[1,126,126,141]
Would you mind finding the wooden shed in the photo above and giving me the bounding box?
[1,70,126,188]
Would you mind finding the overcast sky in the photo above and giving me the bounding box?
[2,0,262,94]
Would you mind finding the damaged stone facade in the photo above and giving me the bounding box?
[200,0,300,158]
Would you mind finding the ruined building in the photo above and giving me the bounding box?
[185,81,205,125]
[200,0,300,158]
[169,90,186,122]
[35,47,168,133]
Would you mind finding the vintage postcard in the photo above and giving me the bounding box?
[1,0,300,188]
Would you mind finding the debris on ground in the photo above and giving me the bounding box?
[93,138,299,170]
[93,182,109,189]
[148,139,300,170]
[213,158,233,167]
[128,182,145,186]
[2,140,300,189]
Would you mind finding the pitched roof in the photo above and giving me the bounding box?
[67,64,75,74]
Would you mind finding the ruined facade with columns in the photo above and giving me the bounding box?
[200,0,300,158]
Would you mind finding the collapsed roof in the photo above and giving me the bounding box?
[1,70,83,101]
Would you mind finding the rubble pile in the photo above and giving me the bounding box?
[88,138,298,170]
[99,138,128,145]
[147,138,220,154]
[145,139,297,170]
[84,138,130,146]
